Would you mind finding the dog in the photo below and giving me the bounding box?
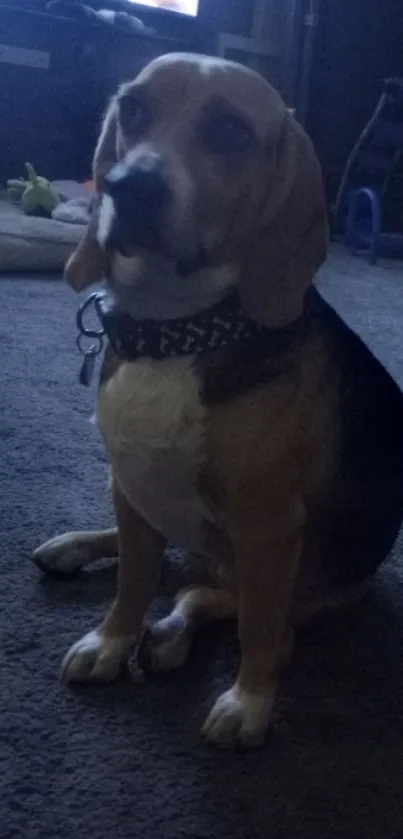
[33,53,403,748]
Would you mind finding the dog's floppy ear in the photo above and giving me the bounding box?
[239,114,328,328]
[64,101,119,291]
[93,100,120,190]
[64,193,109,292]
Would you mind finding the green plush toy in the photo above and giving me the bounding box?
[6,163,59,215]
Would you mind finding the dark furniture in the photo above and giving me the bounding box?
[0,3,202,182]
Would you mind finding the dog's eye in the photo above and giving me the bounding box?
[202,113,254,155]
[118,95,150,134]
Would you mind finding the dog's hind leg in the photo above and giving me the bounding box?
[32,528,118,576]
[138,586,237,673]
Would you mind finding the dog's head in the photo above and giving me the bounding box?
[66,53,327,325]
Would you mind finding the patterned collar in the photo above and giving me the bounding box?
[76,290,306,386]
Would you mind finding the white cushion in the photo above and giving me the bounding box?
[0,198,82,273]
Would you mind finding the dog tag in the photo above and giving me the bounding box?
[79,346,97,387]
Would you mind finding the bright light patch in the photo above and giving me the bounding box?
[130,0,198,16]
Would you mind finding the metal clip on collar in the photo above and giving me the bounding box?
[76,292,106,387]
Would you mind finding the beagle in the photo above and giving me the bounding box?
[34,54,403,748]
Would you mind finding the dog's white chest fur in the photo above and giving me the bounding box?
[97,356,212,552]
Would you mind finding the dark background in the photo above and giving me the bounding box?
[1,0,403,204]
[0,0,260,181]
[307,0,403,206]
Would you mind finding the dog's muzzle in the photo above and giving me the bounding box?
[104,156,170,254]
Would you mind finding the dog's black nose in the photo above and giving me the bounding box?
[104,157,169,224]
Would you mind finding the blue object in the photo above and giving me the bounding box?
[334,77,403,260]
[344,187,403,264]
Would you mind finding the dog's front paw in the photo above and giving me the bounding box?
[33,532,94,575]
[61,629,131,684]
[202,685,274,749]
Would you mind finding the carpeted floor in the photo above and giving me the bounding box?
[1,245,403,839]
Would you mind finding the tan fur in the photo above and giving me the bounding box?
[41,54,331,748]
[97,356,212,552]
[64,53,327,324]
[64,193,110,292]
[237,118,328,327]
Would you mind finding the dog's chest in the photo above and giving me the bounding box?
[97,355,212,551]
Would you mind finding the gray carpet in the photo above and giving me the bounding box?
[1,245,403,839]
